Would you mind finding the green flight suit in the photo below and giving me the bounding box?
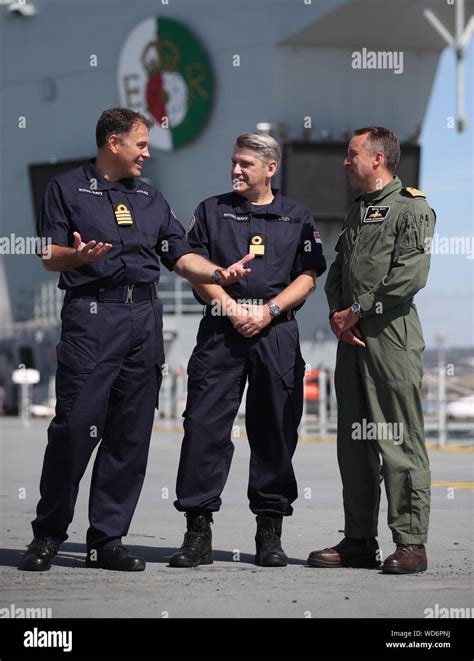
[325,176,436,545]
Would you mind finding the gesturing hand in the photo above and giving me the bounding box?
[74,231,112,264]
[218,254,255,286]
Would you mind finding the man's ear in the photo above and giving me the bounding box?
[107,134,122,154]
[373,151,385,169]
[267,160,278,178]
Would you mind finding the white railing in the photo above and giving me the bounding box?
[0,276,204,341]
[152,369,474,446]
[5,281,474,446]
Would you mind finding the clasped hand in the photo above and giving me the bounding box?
[229,303,272,338]
[330,307,365,347]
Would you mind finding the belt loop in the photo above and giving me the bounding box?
[153,282,159,300]
[98,288,105,302]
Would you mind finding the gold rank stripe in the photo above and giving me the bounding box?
[114,203,133,225]
[431,481,474,491]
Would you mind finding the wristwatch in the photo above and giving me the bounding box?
[267,301,281,318]
[211,268,223,286]
[351,302,362,318]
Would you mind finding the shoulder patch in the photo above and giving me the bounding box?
[404,187,426,198]
[363,206,390,223]
[187,214,196,234]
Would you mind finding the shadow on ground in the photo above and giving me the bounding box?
[0,544,307,568]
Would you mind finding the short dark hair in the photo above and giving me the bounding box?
[96,107,154,148]
[354,126,400,174]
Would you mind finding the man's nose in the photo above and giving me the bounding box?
[232,163,241,175]
[143,148,151,159]
[343,157,350,167]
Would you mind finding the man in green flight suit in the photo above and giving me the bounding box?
[308,127,436,574]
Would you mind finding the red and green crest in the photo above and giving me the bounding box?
[118,17,213,150]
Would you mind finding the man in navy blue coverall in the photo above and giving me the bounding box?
[170,133,326,568]
[19,108,253,572]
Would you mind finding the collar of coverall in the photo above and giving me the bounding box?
[355,175,402,204]
[82,160,141,193]
[231,188,284,216]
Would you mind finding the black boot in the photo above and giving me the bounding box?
[255,515,288,567]
[86,545,145,571]
[19,538,59,572]
[169,511,213,568]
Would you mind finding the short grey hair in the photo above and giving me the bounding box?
[234,133,281,172]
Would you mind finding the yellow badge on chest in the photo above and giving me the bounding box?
[249,233,265,256]
[114,203,133,226]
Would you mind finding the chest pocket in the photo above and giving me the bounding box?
[267,219,299,255]
[107,191,145,253]
[126,194,161,248]
[357,213,391,248]
[73,192,120,244]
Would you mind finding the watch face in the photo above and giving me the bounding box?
[269,303,281,317]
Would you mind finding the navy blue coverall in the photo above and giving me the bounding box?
[175,190,326,517]
[34,161,191,551]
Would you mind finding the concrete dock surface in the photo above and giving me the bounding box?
[0,418,472,621]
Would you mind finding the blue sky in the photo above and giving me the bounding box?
[417,39,473,349]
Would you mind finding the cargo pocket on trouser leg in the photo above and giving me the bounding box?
[409,469,431,537]
[182,352,209,418]
[280,356,306,429]
[55,340,98,418]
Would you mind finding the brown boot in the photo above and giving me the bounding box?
[382,544,427,574]
[307,537,380,568]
